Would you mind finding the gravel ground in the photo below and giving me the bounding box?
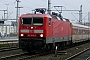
[0,49,23,58]
[30,42,90,60]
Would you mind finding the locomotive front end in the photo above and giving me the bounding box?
[18,15,46,52]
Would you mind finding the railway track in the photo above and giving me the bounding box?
[0,50,53,60]
[0,52,28,60]
[0,39,19,52]
[65,48,90,60]
[0,47,24,60]
[23,41,90,60]
[86,56,90,60]
[17,51,54,60]
[0,41,90,60]
[0,47,19,52]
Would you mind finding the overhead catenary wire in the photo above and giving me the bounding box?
[71,13,79,22]
[0,0,17,19]
[86,0,90,3]
[61,0,78,9]
[0,0,16,5]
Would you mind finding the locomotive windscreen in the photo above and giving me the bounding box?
[22,18,32,25]
[22,17,43,26]
[33,18,43,25]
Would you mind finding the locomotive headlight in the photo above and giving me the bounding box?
[21,34,24,36]
[40,34,43,37]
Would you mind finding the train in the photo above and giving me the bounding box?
[18,8,90,52]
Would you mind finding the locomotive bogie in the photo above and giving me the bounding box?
[19,37,45,52]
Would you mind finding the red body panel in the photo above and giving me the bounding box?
[18,14,71,39]
[52,19,71,37]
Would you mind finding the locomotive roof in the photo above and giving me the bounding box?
[72,23,90,28]
[20,14,52,18]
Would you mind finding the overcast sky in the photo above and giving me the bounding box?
[0,0,90,23]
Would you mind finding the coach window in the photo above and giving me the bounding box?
[83,30,85,34]
[77,29,79,34]
[48,18,51,26]
[78,29,82,34]
[84,30,86,34]
[79,29,83,34]
[86,30,89,34]
[74,29,77,34]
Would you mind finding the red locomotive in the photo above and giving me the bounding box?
[18,8,90,52]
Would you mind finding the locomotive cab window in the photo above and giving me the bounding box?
[33,17,43,26]
[22,18,32,25]
[22,17,43,26]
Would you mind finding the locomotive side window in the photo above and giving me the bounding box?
[22,18,32,25]
[48,18,51,26]
[33,17,43,26]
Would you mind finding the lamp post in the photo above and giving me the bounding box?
[0,10,7,38]
[88,12,90,40]
[5,4,9,38]
[16,0,22,36]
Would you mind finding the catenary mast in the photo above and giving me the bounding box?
[48,0,51,14]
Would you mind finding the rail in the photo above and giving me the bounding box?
[65,48,90,60]
[0,38,18,42]
[0,38,18,48]
[86,56,90,60]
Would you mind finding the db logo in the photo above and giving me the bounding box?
[30,30,34,33]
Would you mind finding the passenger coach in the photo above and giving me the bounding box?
[72,23,90,43]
